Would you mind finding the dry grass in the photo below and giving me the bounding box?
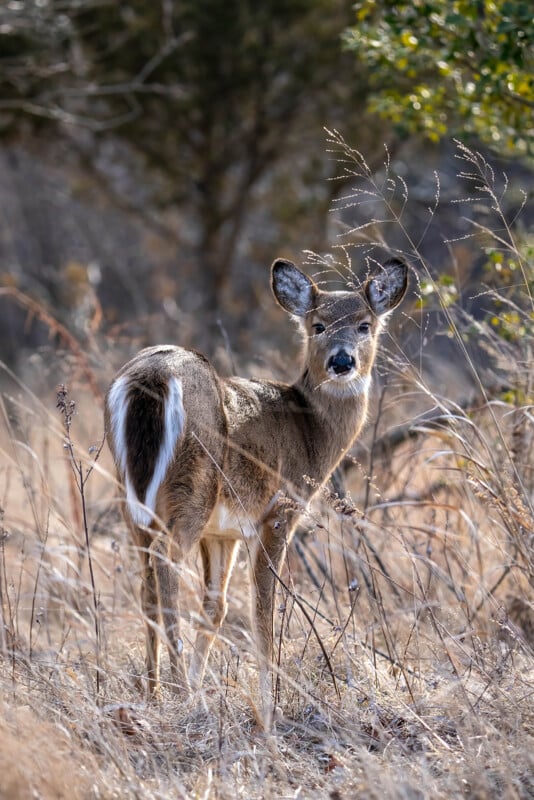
[1,380,533,800]
[1,141,533,799]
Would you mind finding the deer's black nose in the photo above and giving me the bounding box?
[328,350,355,375]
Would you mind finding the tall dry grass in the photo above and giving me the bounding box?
[0,140,533,799]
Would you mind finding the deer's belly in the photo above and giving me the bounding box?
[202,503,257,541]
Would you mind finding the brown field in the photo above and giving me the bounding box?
[1,313,533,800]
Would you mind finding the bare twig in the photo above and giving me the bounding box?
[56,384,105,699]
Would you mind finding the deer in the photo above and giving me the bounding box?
[104,257,407,714]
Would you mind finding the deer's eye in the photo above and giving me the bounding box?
[358,322,371,334]
[312,323,325,335]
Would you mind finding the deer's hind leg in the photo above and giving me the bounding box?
[132,524,191,698]
[132,527,165,699]
[156,436,226,694]
[149,529,191,696]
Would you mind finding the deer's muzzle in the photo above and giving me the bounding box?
[327,350,356,376]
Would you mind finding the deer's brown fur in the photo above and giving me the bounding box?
[104,257,407,708]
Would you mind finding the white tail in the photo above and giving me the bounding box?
[105,257,407,709]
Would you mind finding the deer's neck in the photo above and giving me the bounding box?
[294,368,371,473]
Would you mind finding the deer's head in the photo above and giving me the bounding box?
[272,258,407,397]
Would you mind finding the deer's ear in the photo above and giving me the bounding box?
[366,258,408,315]
[271,259,317,317]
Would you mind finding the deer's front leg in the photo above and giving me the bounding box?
[188,537,240,690]
[252,504,296,717]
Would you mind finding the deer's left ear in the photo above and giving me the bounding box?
[366,258,408,315]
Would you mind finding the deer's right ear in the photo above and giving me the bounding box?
[366,258,408,316]
[271,259,317,317]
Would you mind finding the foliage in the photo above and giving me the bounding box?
[344,0,534,156]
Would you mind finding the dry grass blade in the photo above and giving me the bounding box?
[1,139,534,798]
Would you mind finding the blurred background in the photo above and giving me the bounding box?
[0,0,531,391]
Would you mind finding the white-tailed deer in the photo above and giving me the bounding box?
[105,258,407,706]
